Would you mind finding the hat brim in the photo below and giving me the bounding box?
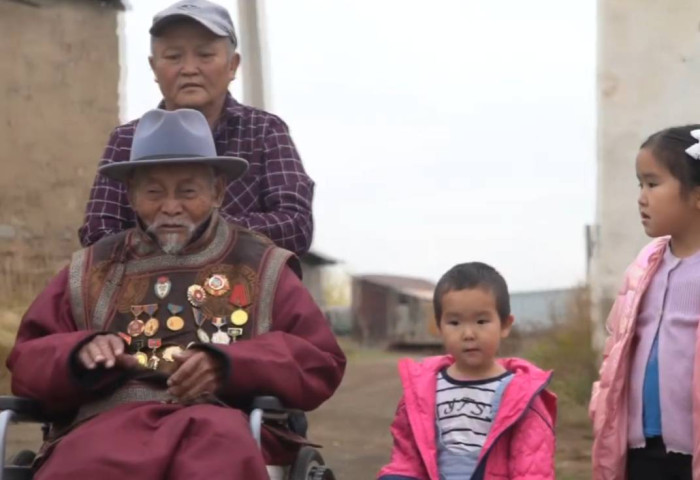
[98,156,249,183]
[150,14,229,38]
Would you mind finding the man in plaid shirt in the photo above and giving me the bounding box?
[79,0,313,255]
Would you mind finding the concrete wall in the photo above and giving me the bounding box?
[0,0,121,254]
[590,1,700,348]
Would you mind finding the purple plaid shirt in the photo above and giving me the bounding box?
[79,94,314,255]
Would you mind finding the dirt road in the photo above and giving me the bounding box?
[5,344,591,479]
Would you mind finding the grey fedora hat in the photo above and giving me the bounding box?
[150,0,237,47]
[98,108,248,183]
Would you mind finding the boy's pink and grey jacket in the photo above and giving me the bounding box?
[377,355,557,480]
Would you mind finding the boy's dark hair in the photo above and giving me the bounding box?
[641,124,700,195]
[433,262,510,324]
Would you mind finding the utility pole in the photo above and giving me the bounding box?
[237,0,271,110]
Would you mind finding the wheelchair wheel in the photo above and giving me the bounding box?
[10,450,35,467]
[288,446,334,480]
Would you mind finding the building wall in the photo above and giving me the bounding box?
[590,0,700,348]
[0,0,121,254]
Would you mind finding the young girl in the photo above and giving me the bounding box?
[377,262,556,480]
[590,125,700,480]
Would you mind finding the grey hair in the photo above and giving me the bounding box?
[150,35,237,60]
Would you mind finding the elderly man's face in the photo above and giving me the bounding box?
[128,164,225,254]
[149,21,239,118]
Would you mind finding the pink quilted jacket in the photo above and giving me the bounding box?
[377,355,557,480]
[589,236,700,479]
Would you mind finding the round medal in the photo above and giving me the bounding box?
[161,345,184,362]
[127,319,145,337]
[133,351,148,367]
[196,328,211,343]
[187,285,207,307]
[230,309,249,326]
[166,315,185,331]
[204,274,230,297]
[144,318,159,337]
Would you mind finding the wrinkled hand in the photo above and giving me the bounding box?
[167,350,223,402]
[78,334,138,370]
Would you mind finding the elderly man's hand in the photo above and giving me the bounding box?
[167,350,224,402]
[78,334,138,370]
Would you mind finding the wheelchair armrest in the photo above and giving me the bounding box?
[250,395,286,413]
[0,396,49,423]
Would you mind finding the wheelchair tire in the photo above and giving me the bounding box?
[288,446,327,480]
[309,465,335,480]
[10,450,36,466]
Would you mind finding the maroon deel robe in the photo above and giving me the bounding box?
[7,264,345,480]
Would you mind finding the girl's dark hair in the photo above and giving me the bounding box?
[641,125,700,194]
[433,262,510,324]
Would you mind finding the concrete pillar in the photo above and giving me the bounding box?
[237,0,271,110]
[590,1,700,349]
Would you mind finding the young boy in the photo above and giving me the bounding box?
[377,262,557,480]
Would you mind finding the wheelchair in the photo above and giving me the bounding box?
[0,395,335,480]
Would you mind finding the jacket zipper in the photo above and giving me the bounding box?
[470,373,554,478]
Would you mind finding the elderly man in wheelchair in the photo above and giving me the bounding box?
[2,108,345,480]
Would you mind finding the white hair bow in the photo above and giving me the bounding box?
[685,129,700,160]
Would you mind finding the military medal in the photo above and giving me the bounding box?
[229,284,250,326]
[143,304,159,337]
[147,338,162,370]
[204,274,230,297]
[118,332,132,345]
[132,340,148,367]
[161,345,184,362]
[230,309,248,326]
[128,305,145,337]
[211,317,230,345]
[166,304,185,331]
[187,284,207,307]
[193,308,210,343]
[227,327,243,343]
[154,276,172,300]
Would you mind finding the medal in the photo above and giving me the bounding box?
[118,332,132,345]
[227,327,243,343]
[133,351,148,366]
[166,304,185,331]
[204,274,230,297]
[230,309,248,326]
[143,304,159,337]
[128,305,145,337]
[154,276,172,299]
[127,319,145,337]
[187,285,207,307]
[229,283,251,308]
[161,345,184,362]
[211,317,230,344]
[132,339,148,366]
[197,328,211,343]
[147,338,162,370]
[212,330,230,344]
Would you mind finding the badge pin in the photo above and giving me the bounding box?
[227,327,243,343]
[154,276,172,299]
[204,274,230,297]
[187,285,207,307]
[144,318,159,337]
[161,345,184,362]
[133,351,149,367]
[212,330,231,345]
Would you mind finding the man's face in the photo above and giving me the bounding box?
[128,163,225,254]
[150,21,239,115]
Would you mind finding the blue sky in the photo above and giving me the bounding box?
[121,0,596,291]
